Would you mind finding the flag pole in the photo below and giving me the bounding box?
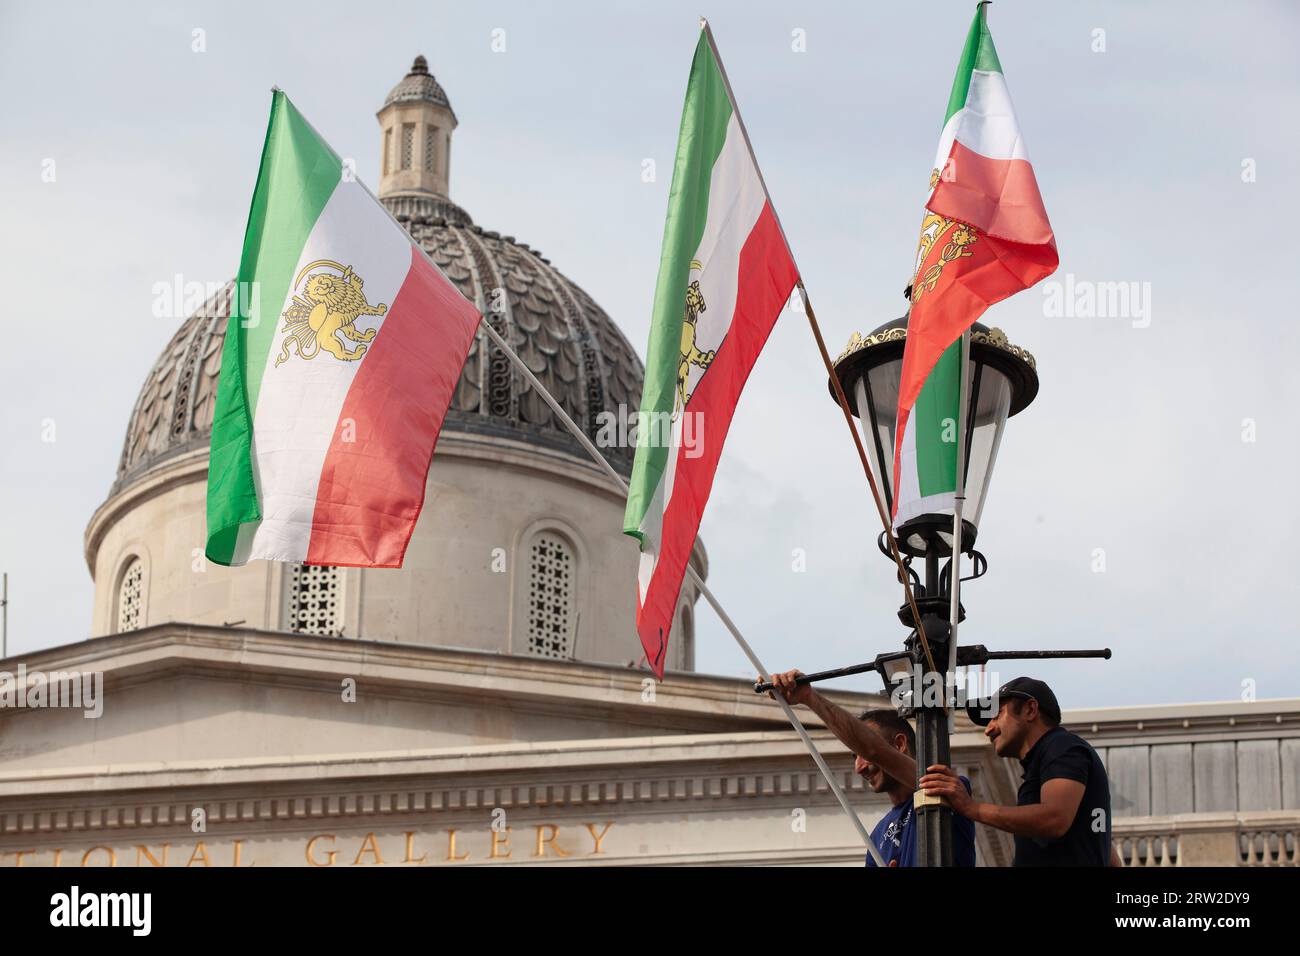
[948,329,972,717]
[800,283,937,674]
[475,318,885,864]
[700,19,936,673]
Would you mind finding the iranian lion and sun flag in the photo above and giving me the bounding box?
[624,5,1055,676]
[204,5,1054,681]
[893,2,1058,527]
[204,92,481,569]
[622,26,800,677]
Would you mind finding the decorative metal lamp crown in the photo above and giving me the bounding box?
[829,316,1038,559]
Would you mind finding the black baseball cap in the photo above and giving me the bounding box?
[966,676,1062,726]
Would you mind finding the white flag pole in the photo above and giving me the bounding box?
[476,318,885,864]
[947,330,972,720]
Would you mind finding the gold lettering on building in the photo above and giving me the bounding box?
[80,845,116,867]
[135,843,169,867]
[534,824,570,858]
[446,828,470,862]
[585,821,614,855]
[403,831,427,864]
[490,826,512,859]
[305,834,337,867]
[352,832,384,866]
[187,842,211,868]
[2,821,616,867]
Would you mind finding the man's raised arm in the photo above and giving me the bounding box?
[766,670,916,789]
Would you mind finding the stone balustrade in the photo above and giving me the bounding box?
[1114,810,1300,866]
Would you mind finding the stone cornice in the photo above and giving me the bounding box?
[83,430,708,580]
[84,448,206,573]
[0,623,886,735]
[1112,809,1300,835]
[1060,699,1300,745]
[84,432,621,575]
[0,727,995,795]
[8,625,1296,745]
[0,728,1006,840]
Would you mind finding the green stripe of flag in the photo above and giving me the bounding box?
[913,3,1000,508]
[205,91,341,565]
[942,2,1002,124]
[898,4,1041,527]
[623,33,733,539]
[913,340,962,496]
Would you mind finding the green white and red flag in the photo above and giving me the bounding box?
[205,91,481,567]
[892,3,1058,527]
[624,26,799,678]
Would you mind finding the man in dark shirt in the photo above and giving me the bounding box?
[919,676,1120,866]
[766,669,976,867]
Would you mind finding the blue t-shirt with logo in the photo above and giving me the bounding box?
[866,775,977,867]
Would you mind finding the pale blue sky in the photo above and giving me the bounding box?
[1,0,1298,707]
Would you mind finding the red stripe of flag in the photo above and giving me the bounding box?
[637,203,798,676]
[307,245,482,567]
[932,140,1055,246]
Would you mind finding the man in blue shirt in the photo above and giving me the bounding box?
[767,669,976,867]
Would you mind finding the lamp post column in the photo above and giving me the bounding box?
[911,550,954,867]
[827,317,1042,866]
[914,679,954,866]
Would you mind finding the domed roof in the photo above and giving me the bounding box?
[383,55,454,117]
[114,193,645,494]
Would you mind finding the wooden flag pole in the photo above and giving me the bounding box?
[797,280,938,674]
[476,318,887,865]
[947,329,973,717]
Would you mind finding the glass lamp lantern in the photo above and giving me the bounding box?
[830,317,1039,558]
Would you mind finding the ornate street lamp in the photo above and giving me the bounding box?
[830,314,1039,868]
[829,316,1039,564]
[756,314,1110,866]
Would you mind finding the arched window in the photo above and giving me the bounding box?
[116,556,144,633]
[527,532,576,659]
[283,564,343,637]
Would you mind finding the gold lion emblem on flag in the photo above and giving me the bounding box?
[675,260,715,419]
[911,212,978,304]
[275,260,388,366]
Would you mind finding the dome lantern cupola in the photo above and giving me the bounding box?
[377,55,457,200]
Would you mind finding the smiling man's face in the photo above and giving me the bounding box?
[854,719,906,793]
[854,753,888,792]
